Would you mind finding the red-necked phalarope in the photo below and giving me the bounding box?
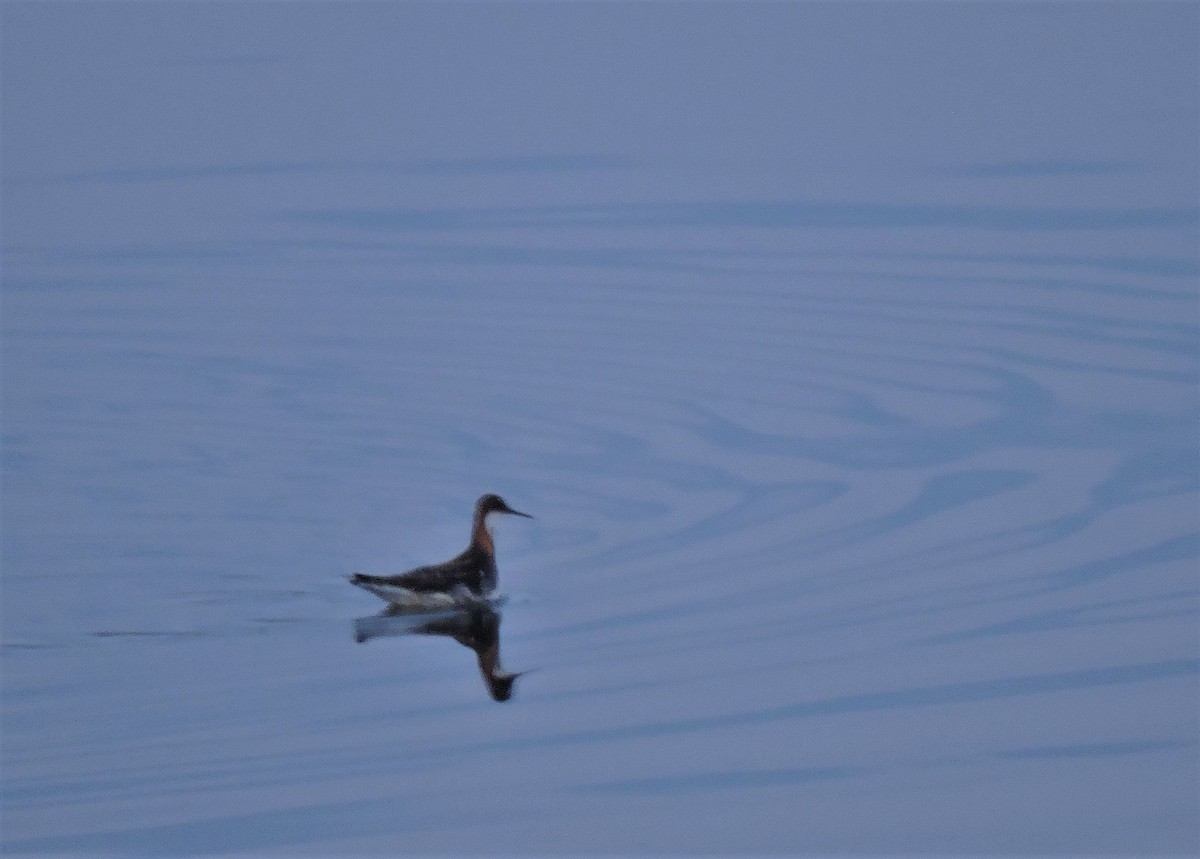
[350,493,532,608]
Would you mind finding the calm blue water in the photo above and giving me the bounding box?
[2,4,1198,855]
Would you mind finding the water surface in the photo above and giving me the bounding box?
[2,3,1198,855]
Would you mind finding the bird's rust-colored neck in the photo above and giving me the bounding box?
[471,510,495,556]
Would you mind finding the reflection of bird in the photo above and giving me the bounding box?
[409,605,526,702]
[354,604,527,702]
[350,494,532,609]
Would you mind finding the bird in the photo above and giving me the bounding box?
[349,493,532,609]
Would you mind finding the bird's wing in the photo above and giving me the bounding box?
[389,558,481,594]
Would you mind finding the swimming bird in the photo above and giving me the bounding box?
[349,493,532,609]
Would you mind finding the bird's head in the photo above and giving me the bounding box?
[476,493,533,520]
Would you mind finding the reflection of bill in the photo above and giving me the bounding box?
[353,603,528,702]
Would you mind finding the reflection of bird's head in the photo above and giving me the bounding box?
[486,670,525,702]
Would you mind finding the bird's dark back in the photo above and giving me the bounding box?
[400,544,495,594]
